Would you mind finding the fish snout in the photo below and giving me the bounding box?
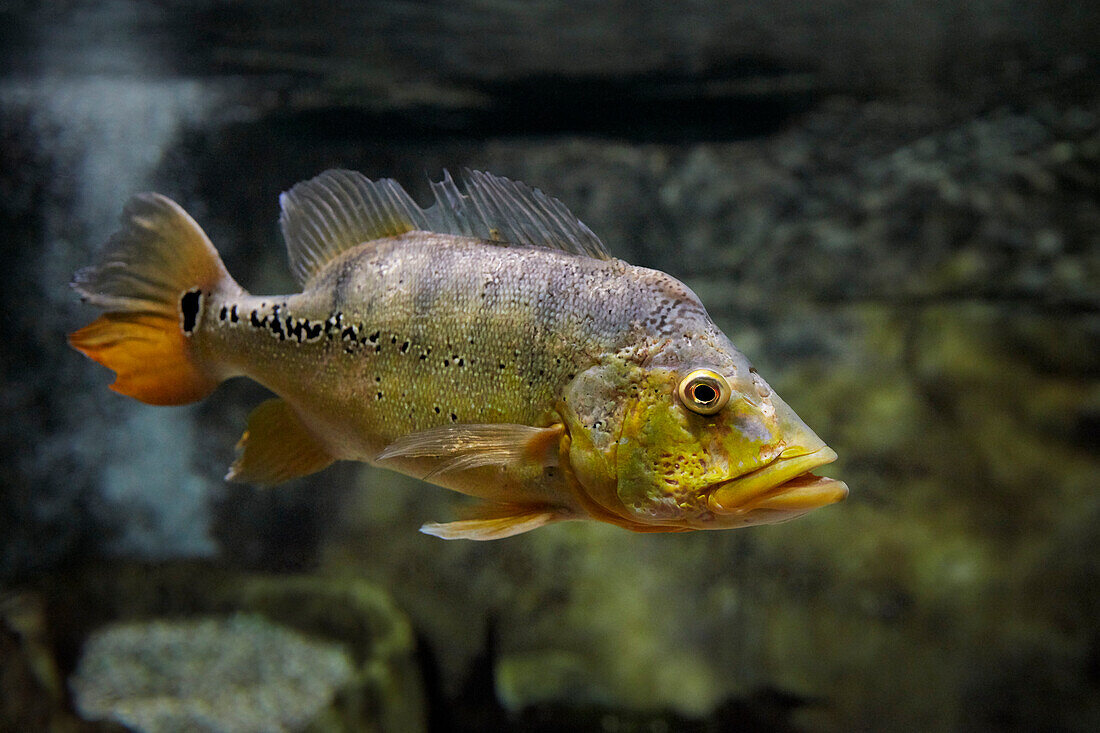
[706,445,846,514]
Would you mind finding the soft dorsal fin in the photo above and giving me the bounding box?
[279,169,612,285]
[279,170,431,286]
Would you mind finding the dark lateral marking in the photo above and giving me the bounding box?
[286,317,319,343]
[180,289,202,335]
[324,312,342,336]
[269,312,285,340]
[284,317,321,344]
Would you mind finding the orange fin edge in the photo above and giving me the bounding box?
[69,312,218,406]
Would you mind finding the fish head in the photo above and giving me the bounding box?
[562,340,847,531]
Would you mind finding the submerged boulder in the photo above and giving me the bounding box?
[71,614,354,733]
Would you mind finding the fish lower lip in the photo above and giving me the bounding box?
[707,446,848,514]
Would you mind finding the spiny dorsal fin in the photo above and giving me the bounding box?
[279,169,612,285]
[424,170,611,260]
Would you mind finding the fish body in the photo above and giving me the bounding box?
[70,170,847,539]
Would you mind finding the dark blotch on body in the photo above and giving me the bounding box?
[180,289,202,335]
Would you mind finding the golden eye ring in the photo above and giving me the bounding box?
[677,369,731,415]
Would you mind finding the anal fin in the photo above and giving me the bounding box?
[227,398,335,485]
[420,502,568,540]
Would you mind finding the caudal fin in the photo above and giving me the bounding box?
[69,193,238,405]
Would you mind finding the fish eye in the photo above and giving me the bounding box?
[677,369,731,415]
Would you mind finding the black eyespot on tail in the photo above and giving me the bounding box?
[180,288,203,335]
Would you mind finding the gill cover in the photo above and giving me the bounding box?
[614,367,783,525]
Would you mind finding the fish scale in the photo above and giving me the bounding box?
[70,169,847,539]
[200,233,704,457]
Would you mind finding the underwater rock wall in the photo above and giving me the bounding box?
[2,1,1098,731]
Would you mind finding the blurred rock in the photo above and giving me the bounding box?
[70,614,355,733]
[25,563,425,733]
[1,593,76,731]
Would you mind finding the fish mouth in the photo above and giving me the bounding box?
[707,446,848,517]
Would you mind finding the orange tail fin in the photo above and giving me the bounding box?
[69,193,239,405]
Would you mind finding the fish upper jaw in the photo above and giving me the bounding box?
[703,387,848,520]
[705,445,848,517]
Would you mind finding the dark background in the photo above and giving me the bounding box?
[2,2,1098,731]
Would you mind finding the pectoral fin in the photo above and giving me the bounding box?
[227,398,335,485]
[376,423,563,479]
[421,502,569,540]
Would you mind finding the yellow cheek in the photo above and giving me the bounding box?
[616,396,722,517]
[564,423,619,510]
[705,402,772,471]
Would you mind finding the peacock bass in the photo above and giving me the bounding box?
[69,169,847,539]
